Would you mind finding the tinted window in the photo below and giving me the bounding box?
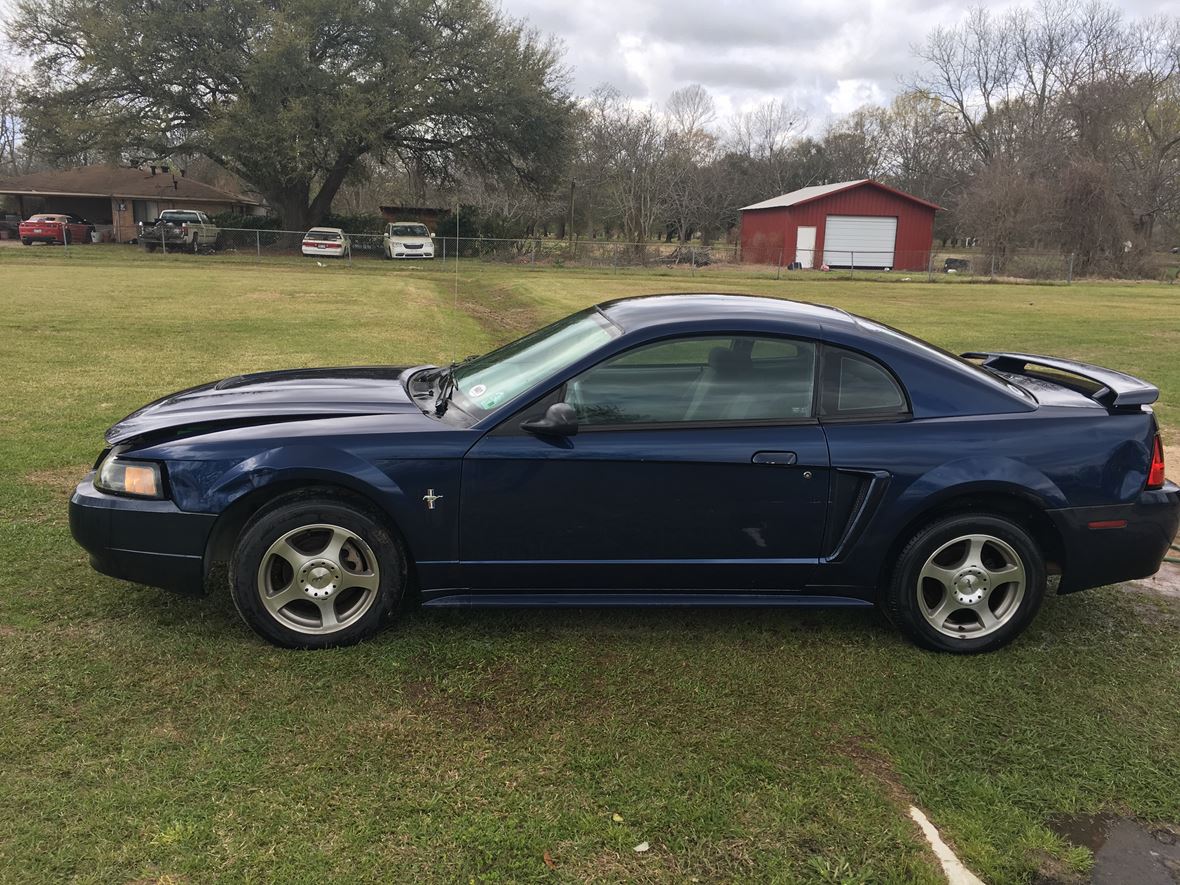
[820,347,907,418]
[567,336,817,426]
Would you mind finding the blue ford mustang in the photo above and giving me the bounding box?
[70,294,1178,652]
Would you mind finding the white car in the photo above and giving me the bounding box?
[384,222,435,259]
[301,227,350,258]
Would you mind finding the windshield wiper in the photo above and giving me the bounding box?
[434,363,457,415]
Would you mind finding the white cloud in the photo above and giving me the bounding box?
[502,0,1180,128]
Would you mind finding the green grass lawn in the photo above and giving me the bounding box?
[2,251,1179,883]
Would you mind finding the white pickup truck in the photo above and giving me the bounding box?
[138,210,220,252]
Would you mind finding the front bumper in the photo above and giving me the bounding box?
[69,475,217,595]
[1050,480,1180,593]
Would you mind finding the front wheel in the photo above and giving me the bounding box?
[230,493,405,649]
[884,514,1045,653]
[21,238,30,246]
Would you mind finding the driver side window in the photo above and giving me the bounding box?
[565,336,817,427]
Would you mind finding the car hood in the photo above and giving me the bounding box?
[106,365,425,444]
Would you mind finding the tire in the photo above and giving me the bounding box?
[884,513,1046,653]
[21,238,30,246]
[230,492,405,649]
[191,234,199,254]
[62,230,71,245]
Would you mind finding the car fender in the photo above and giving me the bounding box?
[184,444,450,565]
[204,444,408,510]
[894,455,1069,518]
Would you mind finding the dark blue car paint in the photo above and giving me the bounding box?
[70,294,1180,608]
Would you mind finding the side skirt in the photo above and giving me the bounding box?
[420,592,874,609]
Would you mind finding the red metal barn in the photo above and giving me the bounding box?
[739,180,939,271]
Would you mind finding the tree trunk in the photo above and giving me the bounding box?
[262,151,361,230]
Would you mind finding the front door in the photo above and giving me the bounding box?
[460,335,830,593]
[796,226,817,269]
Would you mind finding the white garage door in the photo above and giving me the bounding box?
[823,216,897,268]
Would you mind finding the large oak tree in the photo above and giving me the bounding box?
[7,0,573,228]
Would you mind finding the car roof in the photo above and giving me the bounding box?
[597,293,858,332]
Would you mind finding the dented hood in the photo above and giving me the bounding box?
[106,366,422,444]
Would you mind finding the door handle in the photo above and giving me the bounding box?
[751,451,798,466]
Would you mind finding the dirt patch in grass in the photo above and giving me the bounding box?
[837,737,914,809]
[1129,560,1180,601]
[24,464,88,492]
[458,284,543,339]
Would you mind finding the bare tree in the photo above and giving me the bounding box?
[728,99,805,161]
[0,64,25,176]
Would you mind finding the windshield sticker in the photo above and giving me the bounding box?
[468,384,488,398]
[481,392,505,409]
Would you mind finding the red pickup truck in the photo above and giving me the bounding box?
[19,213,96,245]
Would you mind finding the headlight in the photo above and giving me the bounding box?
[96,454,165,498]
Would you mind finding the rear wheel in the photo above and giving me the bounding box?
[21,238,30,246]
[230,493,405,649]
[885,514,1045,653]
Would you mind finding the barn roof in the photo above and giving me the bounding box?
[0,165,259,204]
[740,179,940,212]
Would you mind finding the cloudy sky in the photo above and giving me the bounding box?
[501,0,1179,130]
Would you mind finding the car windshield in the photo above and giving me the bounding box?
[389,224,429,237]
[448,309,621,418]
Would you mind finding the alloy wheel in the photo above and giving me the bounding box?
[255,523,380,634]
[916,533,1027,639]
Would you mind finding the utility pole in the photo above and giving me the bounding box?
[567,180,576,244]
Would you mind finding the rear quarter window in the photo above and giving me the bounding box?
[821,347,909,419]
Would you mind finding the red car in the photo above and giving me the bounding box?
[19,213,96,245]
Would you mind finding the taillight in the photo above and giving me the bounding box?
[1147,434,1166,489]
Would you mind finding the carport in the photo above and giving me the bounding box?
[0,164,262,242]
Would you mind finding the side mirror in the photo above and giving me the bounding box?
[520,402,579,437]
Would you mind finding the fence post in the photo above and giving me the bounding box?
[160,224,166,254]
[776,248,783,280]
[990,253,996,279]
[531,238,537,268]
[850,251,855,277]
[255,229,261,261]
[441,237,446,266]
[1067,252,1075,284]
[927,251,934,282]
[690,245,696,277]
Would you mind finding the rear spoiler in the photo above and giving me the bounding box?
[962,352,1158,408]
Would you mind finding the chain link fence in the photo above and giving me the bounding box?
[8,226,1180,284]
